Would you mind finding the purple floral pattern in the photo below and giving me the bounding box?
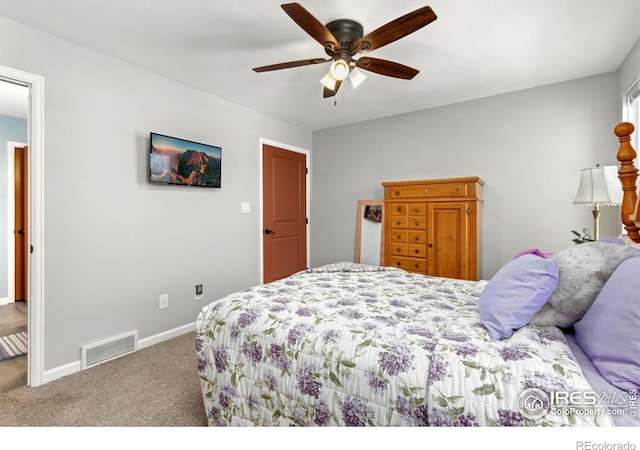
[196,263,610,427]
[341,396,374,426]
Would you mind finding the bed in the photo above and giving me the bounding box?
[195,122,640,427]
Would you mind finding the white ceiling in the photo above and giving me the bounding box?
[0,0,639,130]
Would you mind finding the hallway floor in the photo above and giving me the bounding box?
[0,301,27,393]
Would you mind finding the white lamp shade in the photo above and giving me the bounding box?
[573,165,622,206]
[320,72,337,90]
[349,67,367,89]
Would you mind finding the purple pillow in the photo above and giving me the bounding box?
[480,254,559,340]
[513,248,552,259]
[574,256,640,391]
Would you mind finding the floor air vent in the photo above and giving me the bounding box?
[81,331,138,370]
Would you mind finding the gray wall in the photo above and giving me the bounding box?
[311,73,622,279]
[0,16,311,369]
[0,114,27,299]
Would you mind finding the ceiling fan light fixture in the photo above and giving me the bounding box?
[329,59,350,81]
[349,67,367,89]
[320,72,337,90]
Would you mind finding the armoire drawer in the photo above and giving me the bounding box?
[408,244,427,257]
[409,231,426,243]
[407,216,427,229]
[391,243,408,255]
[387,183,468,199]
[391,203,408,216]
[391,217,407,228]
[391,230,408,243]
[389,256,427,274]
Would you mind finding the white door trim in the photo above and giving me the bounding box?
[258,138,311,284]
[0,65,45,387]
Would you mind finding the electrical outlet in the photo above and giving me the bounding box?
[159,294,169,309]
[195,284,203,300]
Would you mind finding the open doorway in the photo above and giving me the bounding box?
[0,65,45,388]
[0,81,29,392]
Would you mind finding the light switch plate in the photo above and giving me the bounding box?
[240,202,250,213]
[159,294,168,309]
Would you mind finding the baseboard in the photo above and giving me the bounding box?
[0,297,8,306]
[42,360,81,384]
[41,321,197,385]
[137,322,196,350]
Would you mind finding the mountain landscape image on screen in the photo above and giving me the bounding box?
[150,134,221,187]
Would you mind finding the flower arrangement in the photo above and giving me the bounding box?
[571,228,593,244]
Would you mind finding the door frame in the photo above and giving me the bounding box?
[259,138,310,284]
[0,65,45,387]
[6,141,28,305]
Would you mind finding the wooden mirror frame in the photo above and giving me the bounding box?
[355,200,385,265]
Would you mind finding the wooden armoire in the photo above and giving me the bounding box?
[382,177,483,281]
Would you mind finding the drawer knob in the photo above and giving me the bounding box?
[396,262,401,267]
[453,187,461,194]
[414,263,420,268]
[397,234,402,239]
[414,207,420,212]
[396,220,401,225]
[415,220,420,226]
[395,190,400,195]
[396,247,402,252]
[415,249,420,254]
[428,243,433,248]
[397,206,402,212]
[414,236,420,241]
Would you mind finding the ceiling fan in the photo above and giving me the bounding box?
[252,3,437,98]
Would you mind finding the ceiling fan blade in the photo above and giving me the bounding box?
[253,58,331,72]
[355,57,419,80]
[353,6,437,53]
[281,3,341,52]
[323,79,342,98]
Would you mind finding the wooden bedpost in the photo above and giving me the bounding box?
[615,122,640,242]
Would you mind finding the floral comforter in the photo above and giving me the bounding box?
[195,263,611,426]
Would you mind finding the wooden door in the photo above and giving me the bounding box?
[262,144,307,283]
[14,146,28,301]
[427,202,468,280]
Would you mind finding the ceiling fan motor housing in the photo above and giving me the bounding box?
[324,19,364,57]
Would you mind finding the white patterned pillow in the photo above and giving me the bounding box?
[530,242,638,328]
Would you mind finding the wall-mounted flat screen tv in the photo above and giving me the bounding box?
[149,132,221,188]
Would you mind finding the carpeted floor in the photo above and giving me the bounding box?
[0,331,208,426]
